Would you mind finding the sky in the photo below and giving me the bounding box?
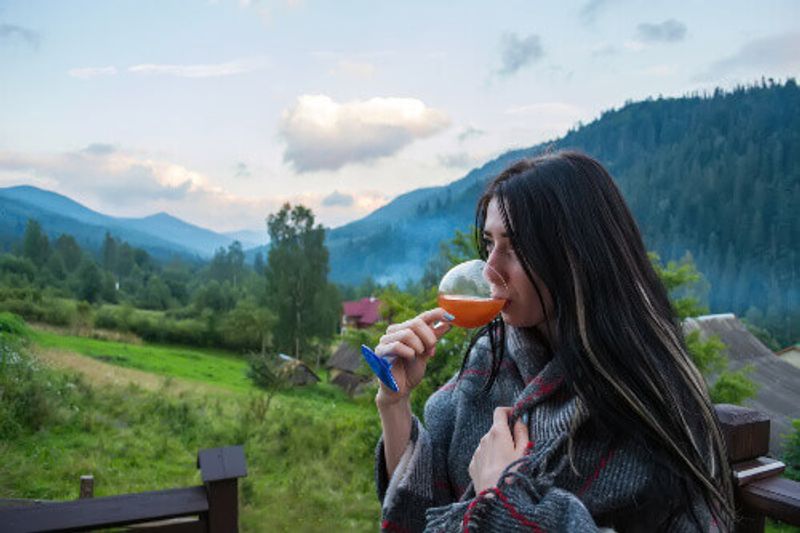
[1,0,798,237]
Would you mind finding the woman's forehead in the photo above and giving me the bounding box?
[484,198,509,237]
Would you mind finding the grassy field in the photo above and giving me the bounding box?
[2,323,383,532]
[30,327,254,393]
[4,324,797,532]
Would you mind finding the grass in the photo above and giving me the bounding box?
[2,325,383,532]
[30,327,254,393]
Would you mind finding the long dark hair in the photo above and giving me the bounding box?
[469,151,734,528]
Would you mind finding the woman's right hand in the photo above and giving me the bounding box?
[374,308,454,405]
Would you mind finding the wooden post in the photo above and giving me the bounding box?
[79,475,94,499]
[716,404,770,533]
[197,446,247,533]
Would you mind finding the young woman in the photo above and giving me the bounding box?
[373,152,734,532]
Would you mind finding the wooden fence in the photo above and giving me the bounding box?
[716,404,800,531]
[0,445,246,533]
[0,407,798,532]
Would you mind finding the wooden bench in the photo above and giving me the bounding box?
[0,446,247,533]
[716,405,800,531]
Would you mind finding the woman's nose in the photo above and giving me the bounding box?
[483,256,506,290]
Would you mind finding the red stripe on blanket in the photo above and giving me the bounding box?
[577,448,616,496]
[493,487,545,533]
[513,376,564,411]
[461,488,492,532]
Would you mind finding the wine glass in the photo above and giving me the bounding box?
[361,259,507,392]
[437,259,507,328]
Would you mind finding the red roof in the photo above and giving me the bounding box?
[342,297,381,327]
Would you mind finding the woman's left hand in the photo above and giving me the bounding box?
[469,407,529,493]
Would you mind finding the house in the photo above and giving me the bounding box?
[342,297,381,330]
[776,344,800,370]
[328,342,371,395]
[683,313,800,455]
[277,354,321,386]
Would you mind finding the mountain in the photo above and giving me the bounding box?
[0,186,244,261]
[326,80,800,343]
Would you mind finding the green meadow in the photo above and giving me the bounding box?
[1,321,382,532]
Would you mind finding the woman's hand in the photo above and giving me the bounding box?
[374,308,453,406]
[469,407,529,493]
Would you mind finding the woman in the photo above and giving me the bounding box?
[373,152,734,532]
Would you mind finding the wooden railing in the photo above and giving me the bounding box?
[1,410,798,532]
[0,445,247,533]
[716,405,800,531]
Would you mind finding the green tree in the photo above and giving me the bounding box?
[221,299,276,353]
[76,259,102,303]
[101,232,118,273]
[265,203,339,361]
[53,234,83,273]
[21,219,50,268]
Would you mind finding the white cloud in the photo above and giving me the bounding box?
[279,94,450,172]
[68,66,118,79]
[128,58,265,78]
[0,146,389,231]
[695,32,800,82]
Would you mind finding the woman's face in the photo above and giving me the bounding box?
[483,197,553,329]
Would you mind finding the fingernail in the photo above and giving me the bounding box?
[443,312,456,322]
[522,413,529,425]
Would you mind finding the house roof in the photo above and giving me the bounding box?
[683,313,800,455]
[328,342,363,373]
[342,297,381,326]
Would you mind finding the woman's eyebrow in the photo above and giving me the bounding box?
[482,230,508,238]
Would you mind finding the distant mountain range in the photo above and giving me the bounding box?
[0,186,261,262]
[1,81,797,342]
[326,81,798,342]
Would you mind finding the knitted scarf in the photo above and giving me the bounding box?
[375,326,712,532]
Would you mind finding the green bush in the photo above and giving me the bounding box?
[783,419,800,482]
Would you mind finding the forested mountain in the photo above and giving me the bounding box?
[0,186,250,260]
[326,80,799,343]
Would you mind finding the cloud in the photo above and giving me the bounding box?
[235,162,251,178]
[128,58,265,78]
[0,146,387,232]
[82,143,116,155]
[279,94,450,172]
[641,64,676,77]
[68,66,118,79]
[580,0,614,25]
[0,145,209,206]
[504,102,584,119]
[694,32,800,82]
[0,23,40,49]
[457,126,486,143]
[498,33,544,76]
[437,152,478,169]
[321,190,354,207]
[636,19,687,43]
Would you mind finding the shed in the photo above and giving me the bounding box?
[683,313,800,455]
[776,344,800,370]
[277,354,320,386]
[328,342,371,395]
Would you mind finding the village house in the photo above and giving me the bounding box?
[341,296,381,330]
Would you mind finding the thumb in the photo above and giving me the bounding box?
[513,417,529,451]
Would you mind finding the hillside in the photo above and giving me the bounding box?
[0,186,248,260]
[326,81,800,343]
